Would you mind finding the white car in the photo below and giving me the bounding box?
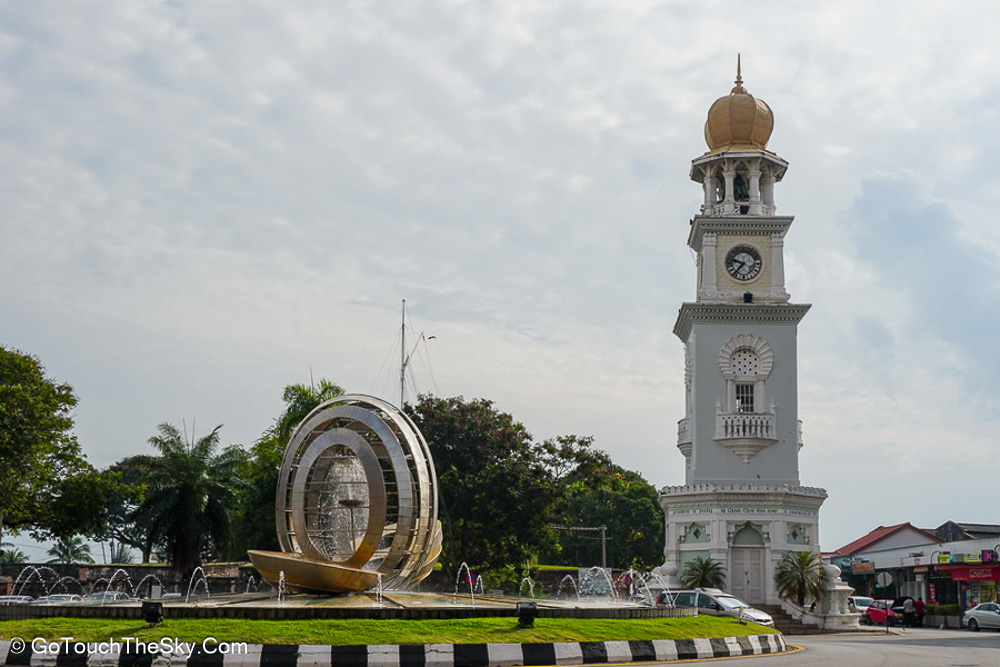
[963,602,1000,631]
[848,596,873,613]
[664,588,775,627]
[0,596,33,605]
[84,591,133,603]
[31,594,83,605]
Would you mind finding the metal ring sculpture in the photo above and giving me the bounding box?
[250,394,441,593]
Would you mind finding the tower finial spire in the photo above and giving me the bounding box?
[732,54,745,93]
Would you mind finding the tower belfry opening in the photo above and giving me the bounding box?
[656,60,827,605]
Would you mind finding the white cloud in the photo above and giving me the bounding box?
[2,0,999,553]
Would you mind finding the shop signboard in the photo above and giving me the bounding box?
[937,550,998,565]
[948,566,1000,582]
[852,561,875,574]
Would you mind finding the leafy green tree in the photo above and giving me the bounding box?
[0,346,83,545]
[547,465,664,569]
[774,550,828,607]
[230,380,346,557]
[680,556,727,589]
[406,395,561,574]
[35,467,138,544]
[46,536,94,564]
[99,457,157,562]
[132,423,247,577]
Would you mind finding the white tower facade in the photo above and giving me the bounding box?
[659,64,826,605]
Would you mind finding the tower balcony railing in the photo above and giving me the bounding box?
[714,411,778,464]
[704,201,777,217]
[716,412,775,439]
[677,418,692,458]
[678,418,692,445]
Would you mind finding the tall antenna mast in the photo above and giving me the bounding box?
[400,299,406,408]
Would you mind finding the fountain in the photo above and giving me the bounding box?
[185,567,211,603]
[277,570,287,604]
[46,576,85,597]
[11,566,61,597]
[640,572,676,607]
[132,574,163,599]
[106,568,134,595]
[454,562,476,606]
[247,395,443,596]
[580,567,618,601]
[518,577,535,598]
[557,574,580,601]
[644,561,682,605]
[244,575,258,594]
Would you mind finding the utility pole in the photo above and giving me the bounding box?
[550,524,609,569]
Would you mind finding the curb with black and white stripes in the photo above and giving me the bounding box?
[1,634,787,666]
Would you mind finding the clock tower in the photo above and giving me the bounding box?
[658,61,827,605]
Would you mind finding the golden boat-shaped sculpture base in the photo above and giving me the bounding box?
[248,550,379,594]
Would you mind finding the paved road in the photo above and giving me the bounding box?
[680,627,1000,666]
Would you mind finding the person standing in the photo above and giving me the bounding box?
[914,597,926,627]
[902,597,916,627]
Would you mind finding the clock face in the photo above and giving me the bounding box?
[725,245,762,281]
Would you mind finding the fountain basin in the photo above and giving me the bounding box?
[248,550,379,594]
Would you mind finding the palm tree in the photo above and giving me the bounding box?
[680,556,727,589]
[108,542,135,564]
[46,536,94,564]
[0,542,29,564]
[132,423,247,578]
[774,550,828,607]
[229,380,346,558]
[275,380,345,445]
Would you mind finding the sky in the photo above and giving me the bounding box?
[3,1,1000,560]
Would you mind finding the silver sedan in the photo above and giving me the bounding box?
[962,602,1000,631]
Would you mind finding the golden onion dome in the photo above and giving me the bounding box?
[704,57,773,151]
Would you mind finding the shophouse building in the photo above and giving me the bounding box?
[831,521,1000,609]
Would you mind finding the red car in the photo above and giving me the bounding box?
[862,599,899,626]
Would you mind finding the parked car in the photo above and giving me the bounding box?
[0,596,33,605]
[963,602,1000,631]
[84,591,133,603]
[861,599,899,625]
[31,594,83,605]
[848,596,873,613]
[662,588,774,627]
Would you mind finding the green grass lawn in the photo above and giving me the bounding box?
[0,616,776,645]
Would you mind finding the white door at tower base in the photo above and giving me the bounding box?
[730,548,764,604]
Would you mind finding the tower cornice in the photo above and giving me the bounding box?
[660,483,829,511]
[673,302,811,341]
[690,148,788,174]
[688,215,795,251]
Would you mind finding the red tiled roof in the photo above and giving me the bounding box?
[833,522,940,556]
